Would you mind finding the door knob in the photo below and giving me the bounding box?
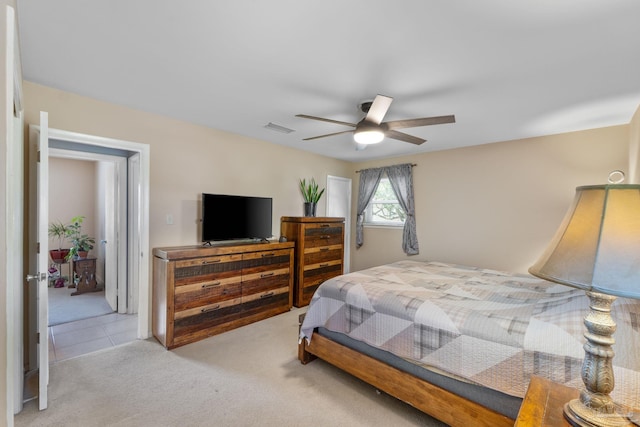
[26,273,46,282]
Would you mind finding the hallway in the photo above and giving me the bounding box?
[48,313,138,364]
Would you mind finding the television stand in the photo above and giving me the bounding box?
[152,240,294,349]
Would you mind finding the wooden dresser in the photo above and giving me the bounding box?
[152,241,294,349]
[280,216,344,307]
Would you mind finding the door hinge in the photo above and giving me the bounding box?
[36,242,40,254]
[37,150,40,163]
[36,333,40,344]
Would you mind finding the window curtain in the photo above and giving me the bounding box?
[386,163,419,255]
[356,167,384,248]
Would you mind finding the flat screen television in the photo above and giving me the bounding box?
[201,193,273,243]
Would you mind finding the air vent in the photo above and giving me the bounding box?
[264,122,295,134]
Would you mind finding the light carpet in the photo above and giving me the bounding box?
[48,285,114,326]
[16,307,445,427]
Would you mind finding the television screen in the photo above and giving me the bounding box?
[201,193,273,242]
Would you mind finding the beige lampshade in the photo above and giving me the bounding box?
[529,184,640,300]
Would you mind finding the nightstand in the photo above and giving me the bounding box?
[515,376,579,426]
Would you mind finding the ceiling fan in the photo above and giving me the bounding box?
[296,94,455,147]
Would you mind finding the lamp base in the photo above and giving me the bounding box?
[564,399,632,427]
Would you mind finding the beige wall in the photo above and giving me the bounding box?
[351,125,629,273]
[629,105,640,183]
[23,82,352,252]
[48,158,97,255]
[24,81,351,248]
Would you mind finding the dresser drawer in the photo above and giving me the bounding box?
[242,249,291,271]
[300,260,342,305]
[174,254,243,285]
[242,267,291,297]
[303,244,342,265]
[173,298,244,344]
[242,286,290,316]
[304,225,343,248]
[303,261,342,288]
[174,278,242,311]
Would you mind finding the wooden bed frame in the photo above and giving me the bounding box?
[298,331,515,427]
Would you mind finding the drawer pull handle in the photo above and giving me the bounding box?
[320,247,329,252]
[320,263,329,267]
[261,253,275,258]
[202,259,221,264]
[260,272,274,278]
[321,235,330,239]
[320,224,330,228]
[202,281,221,289]
[201,305,221,313]
[260,292,275,299]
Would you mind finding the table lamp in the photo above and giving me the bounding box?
[529,174,640,427]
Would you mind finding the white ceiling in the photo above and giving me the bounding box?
[16,1,640,162]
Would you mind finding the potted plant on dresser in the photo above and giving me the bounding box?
[65,215,95,260]
[299,177,325,217]
[48,220,70,263]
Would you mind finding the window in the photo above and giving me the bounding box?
[364,176,405,226]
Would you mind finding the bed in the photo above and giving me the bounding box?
[298,260,640,427]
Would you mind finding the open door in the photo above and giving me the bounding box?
[27,111,50,410]
[102,159,123,312]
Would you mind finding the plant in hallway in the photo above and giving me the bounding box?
[65,215,95,260]
[299,177,325,217]
[48,220,70,262]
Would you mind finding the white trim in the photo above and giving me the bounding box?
[363,223,404,229]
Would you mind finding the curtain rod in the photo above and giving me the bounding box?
[355,163,417,173]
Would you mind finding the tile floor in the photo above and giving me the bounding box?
[48,313,138,364]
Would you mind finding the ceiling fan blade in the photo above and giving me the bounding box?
[385,115,456,130]
[365,95,393,124]
[303,130,355,141]
[295,114,357,128]
[385,130,426,145]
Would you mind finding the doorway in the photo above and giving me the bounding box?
[46,156,117,326]
[26,121,150,410]
[33,127,151,335]
[326,175,352,273]
[47,145,130,320]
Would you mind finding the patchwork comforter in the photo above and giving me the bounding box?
[300,260,640,409]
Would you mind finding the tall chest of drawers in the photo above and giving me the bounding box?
[280,216,345,307]
[152,241,294,349]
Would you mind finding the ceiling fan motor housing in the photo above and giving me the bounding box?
[358,100,373,113]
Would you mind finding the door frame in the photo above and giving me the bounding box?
[5,4,24,419]
[32,126,150,338]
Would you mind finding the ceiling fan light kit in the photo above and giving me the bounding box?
[353,130,384,145]
[297,94,455,149]
[353,128,385,145]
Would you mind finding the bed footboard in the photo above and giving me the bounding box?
[298,332,514,427]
